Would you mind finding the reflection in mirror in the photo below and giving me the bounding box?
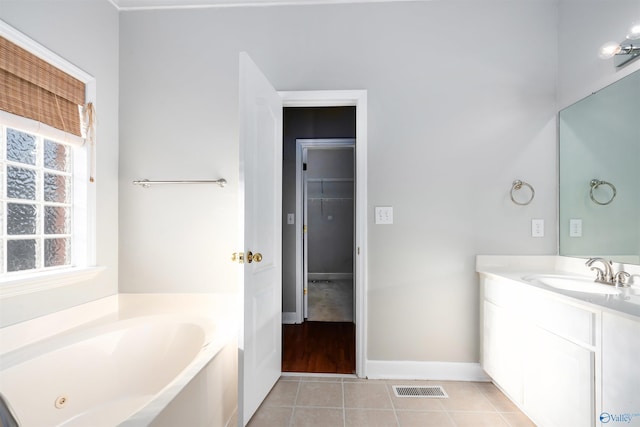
[559,70,640,264]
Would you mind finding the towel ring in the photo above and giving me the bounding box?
[510,180,535,206]
[590,179,616,205]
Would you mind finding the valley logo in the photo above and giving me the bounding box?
[600,411,640,424]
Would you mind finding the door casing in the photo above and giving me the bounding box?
[280,90,367,378]
[297,139,356,320]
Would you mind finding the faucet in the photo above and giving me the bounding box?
[0,393,20,427]
[585,258,630,287]
[585,257,614,284]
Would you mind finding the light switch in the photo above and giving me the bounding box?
[569,219,582,237]
[531,219,544,237]
[375,206,393,224]
[287,213,295,225]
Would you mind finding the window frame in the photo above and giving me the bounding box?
[0,21,101,297]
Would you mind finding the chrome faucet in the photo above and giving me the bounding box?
[585,258,630,287]
[0,393,20,427]
[585,257,614,284]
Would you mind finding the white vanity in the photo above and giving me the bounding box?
[477,256,640,427]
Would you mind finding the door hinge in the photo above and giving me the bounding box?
[303,163,307,171]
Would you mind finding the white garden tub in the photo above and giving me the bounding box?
[0,294,237,427]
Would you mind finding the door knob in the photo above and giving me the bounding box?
[246,251,263,263]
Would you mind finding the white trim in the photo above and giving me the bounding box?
[280,90,368,379]
[307,273,353,281]
[366,360,490,382]
[0,20,93,83]
[282,311,298,324]
[296,139,355,322]
[295,141,304,323]
[112,0,424,11]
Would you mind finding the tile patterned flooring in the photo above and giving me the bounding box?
[248,376,536,427]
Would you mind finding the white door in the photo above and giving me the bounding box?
[238,52,283,426]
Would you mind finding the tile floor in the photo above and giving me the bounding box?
[247,376,536,427]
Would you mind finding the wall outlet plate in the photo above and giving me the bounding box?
[569,219,582,237]
[375,206,393,224]
[531,219,544,237]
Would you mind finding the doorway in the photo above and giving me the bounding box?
[300,140,355,322]
[281,107,357,374]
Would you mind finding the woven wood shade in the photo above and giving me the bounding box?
[0,36,85,137]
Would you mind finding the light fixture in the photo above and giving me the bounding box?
[598,41,640,59]
[627,21,640,40]
[598,21,640,67]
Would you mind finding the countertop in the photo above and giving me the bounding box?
[476,255,640,319]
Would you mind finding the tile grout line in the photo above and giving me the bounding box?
[268,377,532,427]
[341,378,347,427]
[497,411,516,427]
[384,380,402,427]
[288,378,302,427]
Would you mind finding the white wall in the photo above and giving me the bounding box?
[0,0,119,326]
[119,0,558,364]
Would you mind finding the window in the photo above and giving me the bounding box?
[0,22,98,294]
[1,126,74,273]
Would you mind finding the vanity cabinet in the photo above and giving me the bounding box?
[482,300,523,404]
[601,312,640,426]
[523,324,594,427]
[481,275,596,427]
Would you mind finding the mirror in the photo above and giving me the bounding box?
[559,70,640,264]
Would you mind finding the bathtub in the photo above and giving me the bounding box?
[0,294,238,427]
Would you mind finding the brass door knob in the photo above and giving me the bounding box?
[246,251,263,263]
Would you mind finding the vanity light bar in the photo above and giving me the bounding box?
[599,21,640,67]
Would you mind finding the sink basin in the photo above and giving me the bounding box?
[523,274,622,295]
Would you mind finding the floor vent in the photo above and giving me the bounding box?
[392,385,448,398]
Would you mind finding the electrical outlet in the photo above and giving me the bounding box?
[531,219,544,237]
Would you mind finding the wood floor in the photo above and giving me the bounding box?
[282,321,355,374]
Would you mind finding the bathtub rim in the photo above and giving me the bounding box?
[0,293,237,427]
[0,313,215,371]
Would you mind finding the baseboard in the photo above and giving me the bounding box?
[365,360,490,382]
[308,273,353,281]
[282,312,299,324]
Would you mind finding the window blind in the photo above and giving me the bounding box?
[0,36,85,138]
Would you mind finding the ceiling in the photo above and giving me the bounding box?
[110,0,421,10]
